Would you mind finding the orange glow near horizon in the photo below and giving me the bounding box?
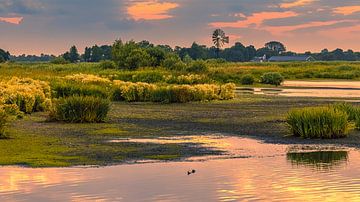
[334,6,360,15]
[127,0,179,21]
[0,17,23,25]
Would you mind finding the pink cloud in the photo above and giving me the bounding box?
[209,11,298,29]
[264,20,356,36]
[0,17,23,25]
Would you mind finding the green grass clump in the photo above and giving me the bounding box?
[50,96,110,123]
[52,81,110,99]
[0,108,8,138]
[241,74,255,85]
[334,103,360,129]
[260,72,284,86]
[287,106,353,139]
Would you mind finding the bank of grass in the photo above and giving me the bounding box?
[2,61,360,86]
[1,95,360,167]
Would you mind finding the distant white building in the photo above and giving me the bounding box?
[251,54,267,62]
[268,55,315,62]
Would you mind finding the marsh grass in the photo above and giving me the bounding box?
[51,81,110,99]
[0,109,8,138]
[334,103,360,129]
[50,96,110,123]
[287,106,353,139]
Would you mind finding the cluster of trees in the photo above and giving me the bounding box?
[11,54,56,62]
[4,39,360,64]
[311,49,360,61]
[0,49,10,63]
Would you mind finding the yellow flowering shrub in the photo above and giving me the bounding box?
[0,77,52,114]
[112,80,235,103]
[0,108,8,137]
[65,73,112,85]
[113,80,156,102]
[219,83,236,100]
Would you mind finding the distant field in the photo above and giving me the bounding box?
[1,61,360,85]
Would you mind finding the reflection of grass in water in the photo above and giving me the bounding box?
[287,151,348,170]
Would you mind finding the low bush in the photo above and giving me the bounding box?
[187,60,208,73]
[99,60,116,69]
[241,74,255,85]
[50,96,110,123]
[51,57,69,64]
[287,106,353,139]
[112,81,156,102]
[161,54,186,71]
[52,81,109,99]
[260,72,284,86]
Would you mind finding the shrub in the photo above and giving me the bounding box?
[162,54,186,71]
[50,96,110,123]
[0,77,52,114]
[241,74,255,85]
[112,80,235,103]
[219,83,236,100]
[287,106,353,139]
[51,81,109,99]
[99,60,116,69]
[112,80,156,102]
[51,57,69,64]
[0,108,8,138]
[187,60,208,73]
[260,72,284,86]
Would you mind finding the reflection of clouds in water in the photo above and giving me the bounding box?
[1,138,360,201]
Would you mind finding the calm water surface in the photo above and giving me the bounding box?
[237,80,360,98]
[1,136,360,201]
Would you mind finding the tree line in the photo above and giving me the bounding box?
[3,40,360,64]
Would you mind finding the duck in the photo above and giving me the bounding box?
[187,169,196,175]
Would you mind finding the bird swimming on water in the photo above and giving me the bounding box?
[187,169,196,175]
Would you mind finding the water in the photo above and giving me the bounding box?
[237,80,360,98]
[1,136,360,201]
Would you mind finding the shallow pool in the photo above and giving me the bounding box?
[1,136,360,201]
[237,80,360,99]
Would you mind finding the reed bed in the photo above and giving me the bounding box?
[287,106,353,139]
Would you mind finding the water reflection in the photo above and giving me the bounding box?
[287,151,349,170]
[237,80,360,98]
[1,137,360,201]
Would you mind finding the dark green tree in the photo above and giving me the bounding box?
[83,47,92,62]
[0,49,10,63]
[68,46,80,63]
[91,45,103,62]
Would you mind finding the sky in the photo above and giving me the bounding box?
[1,0,360,55]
